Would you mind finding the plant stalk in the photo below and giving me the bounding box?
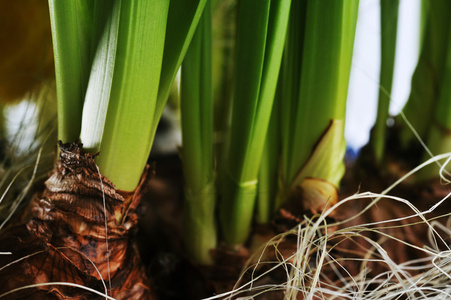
[278,0,359,212]
[180,0,217,264]
[370,0,399,165]
[220,0,291,246]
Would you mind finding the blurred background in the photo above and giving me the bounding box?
[346,0,420,151]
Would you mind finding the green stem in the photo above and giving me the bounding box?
[371,0,399,165]
[256,94,280,224]
[396,0,451,149]
[180,1,217,264]
[212,1,237,176]
[419,20,451,181]
[96,0,170,192]
[278,0,359,211]
[48,0,92,143]
[220,0,291,246]
[151,0,208,139]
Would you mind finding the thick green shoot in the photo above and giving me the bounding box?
[396,0,451,149]
[419,22,451,181]
[278,0,359,211]
[48,0,93,143]
[51,0,209,194]
[95,0,169,192]
[180,1,216,264]
[220,0,291,246]
[49,0,163,192]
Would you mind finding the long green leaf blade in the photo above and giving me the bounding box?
[153,0,208,133]
[220,0,291,246]
[79,1,121,152]
[180,0,217,264]
[96,0,170,192]
[48,0,92,143]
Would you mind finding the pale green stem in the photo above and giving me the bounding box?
[397,0,451,149]
[220,0,291,246]
[371,0,399,165]
[284,0,359,187]
[79,1,121,152]
[180,1,217,264]
[276,0,358,213]
[418,22,451,181]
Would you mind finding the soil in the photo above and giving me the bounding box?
[141,148,451,299]
[1,141,450,300]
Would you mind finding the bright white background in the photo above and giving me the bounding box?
[345,0,421,150]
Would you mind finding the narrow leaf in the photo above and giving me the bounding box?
[48,0,93,142]
[152,0,208,134]
[220,0,291,246]
[371,0,399,164]
[180,1,217,264]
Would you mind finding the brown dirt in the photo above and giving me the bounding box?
[140,149,451,299]
[1,142,450,300]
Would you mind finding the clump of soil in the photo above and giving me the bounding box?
[1,141,450,300]
[141,147,451,299]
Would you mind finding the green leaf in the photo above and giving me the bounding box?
[371,0,399,164]
[96,0,170,192]
[180,1,217,264]
[79,0,121,152]
[220,0,291,246]
[153,0,208,134]
[256,95,280,224]
[281,0,358,189]
[48,0,93,143]
[397,0,451,148]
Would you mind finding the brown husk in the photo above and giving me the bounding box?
[0,142,154,299]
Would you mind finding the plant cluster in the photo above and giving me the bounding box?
[1,0,451,298]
